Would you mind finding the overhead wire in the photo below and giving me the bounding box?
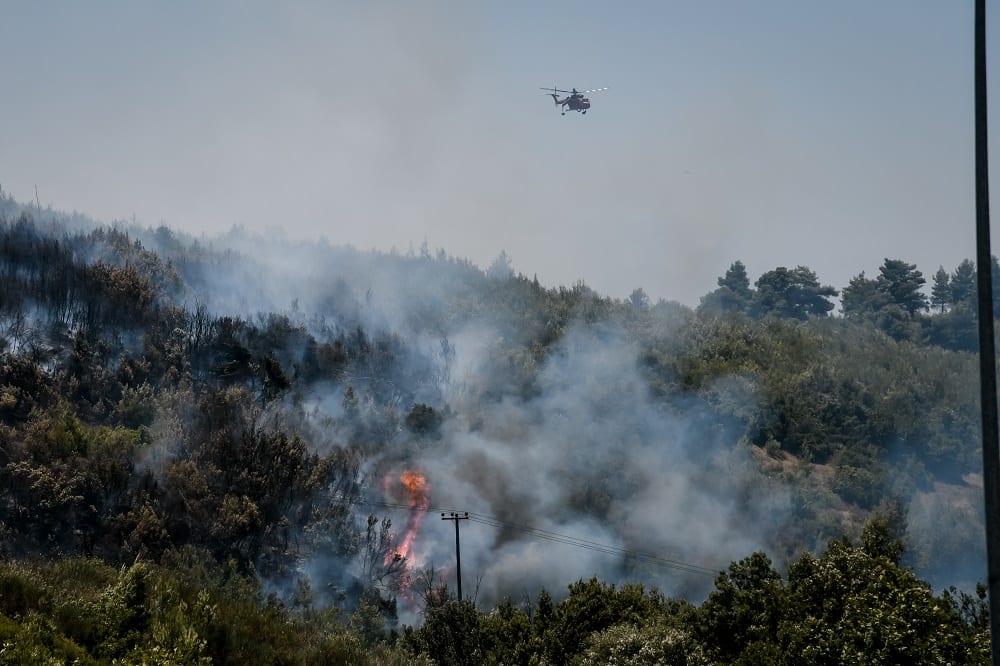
[339,496,721,578]
[464,512,719,577]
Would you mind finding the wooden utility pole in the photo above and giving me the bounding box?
[974,1,1000,663]
[441,511,469,600]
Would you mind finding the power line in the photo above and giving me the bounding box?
[465,513,718,577]
[339,496,721,578]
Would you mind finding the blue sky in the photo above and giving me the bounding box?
[1,1,997,305]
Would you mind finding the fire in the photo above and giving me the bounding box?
[400,469,430,498]
[385,469,430,565]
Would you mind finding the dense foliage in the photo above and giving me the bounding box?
[0,198,993,662]
[0,554,428,665]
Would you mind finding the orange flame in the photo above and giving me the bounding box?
[400,469,430,498]
[386,469,430,565]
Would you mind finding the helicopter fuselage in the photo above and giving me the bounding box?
[551,94,590,114]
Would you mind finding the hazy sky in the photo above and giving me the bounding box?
[2,1,997,305]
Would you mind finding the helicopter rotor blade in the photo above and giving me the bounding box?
[582,87,609,94]
[539,86,573,94]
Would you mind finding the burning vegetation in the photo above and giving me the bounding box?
[384,469,431,565]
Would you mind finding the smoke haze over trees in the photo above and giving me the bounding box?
[0,194,993,662]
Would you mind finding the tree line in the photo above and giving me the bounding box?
[700,256,994,351]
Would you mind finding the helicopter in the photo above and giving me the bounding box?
[540,86,608,115]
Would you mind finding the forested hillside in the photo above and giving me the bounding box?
[0,195,993,663]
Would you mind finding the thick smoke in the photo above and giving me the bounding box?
[400,322,790,607]
[109,223,985,615]
[127,224,794,609]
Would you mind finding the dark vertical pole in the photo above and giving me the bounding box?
[975,1,1000,662]
[441,512,469,600]
[454,516,463,601]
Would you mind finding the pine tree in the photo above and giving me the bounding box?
[951,259,976,305]
[877,258,927,315]
[699,261,754,314]
[719,261,752,300]
[931,266,951,313]
[752,266,837,320]
[841,272,883,317]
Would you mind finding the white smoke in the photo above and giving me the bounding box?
[397,322,791,607]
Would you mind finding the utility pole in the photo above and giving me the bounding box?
[974,1,1000,664]
[441,511,469,600]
